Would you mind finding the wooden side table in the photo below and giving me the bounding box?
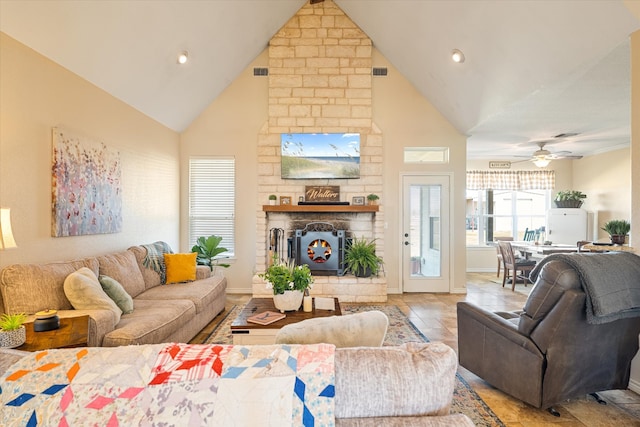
[17,315,89,352]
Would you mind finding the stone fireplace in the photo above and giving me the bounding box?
[252,0,386,302]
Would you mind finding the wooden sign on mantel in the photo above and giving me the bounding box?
[305,186,340,202]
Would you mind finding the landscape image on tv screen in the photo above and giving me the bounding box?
[281,133,360,179]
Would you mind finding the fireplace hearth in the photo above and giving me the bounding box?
[289,222,346,276]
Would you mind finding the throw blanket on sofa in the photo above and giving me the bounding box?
[142,241,173,284]
[529,252,640,324]
[1,343,335,427]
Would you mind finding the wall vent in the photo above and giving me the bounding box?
[253,67,269,76]
[372,67,388,76]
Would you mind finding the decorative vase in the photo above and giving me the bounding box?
[0,325,26,348]
[611,235,626,245]
[273,290,304,312]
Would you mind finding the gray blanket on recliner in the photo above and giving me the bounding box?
[529,252,640,324]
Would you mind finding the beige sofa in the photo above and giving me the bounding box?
[0,242,226,347]
[0,342,474,426]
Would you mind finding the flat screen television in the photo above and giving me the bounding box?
[281,133,360,179]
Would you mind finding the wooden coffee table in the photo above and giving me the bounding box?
[231,298,341,345]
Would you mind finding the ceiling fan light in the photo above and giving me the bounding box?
[533,158,551,167]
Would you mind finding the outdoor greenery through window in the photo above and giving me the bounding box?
[189,157,235,257]
[466,189,550,246]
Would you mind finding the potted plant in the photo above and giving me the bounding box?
[268,194,277,206]
[602,219,631,245]
[0,312,27,348]
[259,257,313,312]
[553,190,587,208]
[191,235,230,272]
[343,236,383,278]
[366,194,380,205]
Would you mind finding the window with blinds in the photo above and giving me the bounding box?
[189,157,235,257]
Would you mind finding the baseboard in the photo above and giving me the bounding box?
[226,288,253,294]
[629,378,640,394]
[466,268,494,273]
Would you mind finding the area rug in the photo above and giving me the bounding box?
[205,304,505,427]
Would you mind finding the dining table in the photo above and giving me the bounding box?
[509,241,579,260]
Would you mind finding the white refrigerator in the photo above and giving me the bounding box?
[546,208,593,245]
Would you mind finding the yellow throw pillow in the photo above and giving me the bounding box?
[164,253,197,284]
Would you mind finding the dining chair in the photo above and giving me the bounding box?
[523,228,536,241]
[494,237,514,278]
[577,240,590,252]
[498,241,537,291]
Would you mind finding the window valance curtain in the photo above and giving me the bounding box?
[466,170,555,190]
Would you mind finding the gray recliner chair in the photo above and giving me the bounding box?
[457,255,640,415]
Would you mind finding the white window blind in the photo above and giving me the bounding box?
[189,157,235,257]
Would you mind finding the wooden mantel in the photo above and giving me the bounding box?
[262,204,378,213]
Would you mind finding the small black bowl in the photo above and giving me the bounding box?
[34,315,60,332]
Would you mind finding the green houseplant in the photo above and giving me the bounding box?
[366,194,380,205]
[602,220,631,245]
[0,312,27,348]
[191,235,230,271]
[268,194,277,205]
[259,258,313,312]
[553,190,586,208]
[343,236,383,278]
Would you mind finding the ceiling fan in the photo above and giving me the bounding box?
[514,140,583,167]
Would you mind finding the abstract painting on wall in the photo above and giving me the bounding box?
[52,127,122,237]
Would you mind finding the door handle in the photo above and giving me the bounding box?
[404,241,409,246]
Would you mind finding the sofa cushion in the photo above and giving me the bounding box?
[0,257,99,314]
[99,275,134,314]
[335,414,475,426]
[128,244,167,289]
[164,253,197,284]
[97,251,146,298]
[275,311,389,348]
[64,267,122,327]
[135,275,226,314]
[334,342,457,418]
[102,298,196,346]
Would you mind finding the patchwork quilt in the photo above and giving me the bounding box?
[0,343,335,426]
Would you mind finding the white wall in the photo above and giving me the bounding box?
[627,26,640,394]
[0,33,180,269]
[180,51,267,292]
[180,47,468,294]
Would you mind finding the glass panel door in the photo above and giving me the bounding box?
[402,175,450,292]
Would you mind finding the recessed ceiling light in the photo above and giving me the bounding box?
[177,51,188,65]
[451,49,465,63]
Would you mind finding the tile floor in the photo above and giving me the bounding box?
[192,273,640,426]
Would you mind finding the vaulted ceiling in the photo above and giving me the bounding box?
[1,0,639,161]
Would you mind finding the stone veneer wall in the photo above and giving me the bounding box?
[253,0,386,302]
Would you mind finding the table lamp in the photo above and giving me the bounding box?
[0,208,17,249]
